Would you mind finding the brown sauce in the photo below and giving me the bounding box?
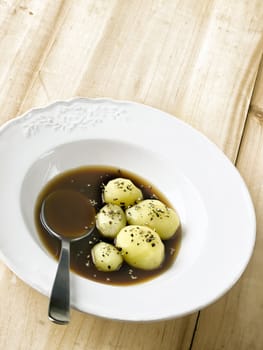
[41,189,95,240]
[34,166,181,285]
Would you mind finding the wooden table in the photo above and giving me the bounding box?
[0,1,263,349]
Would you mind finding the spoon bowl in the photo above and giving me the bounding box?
[40,189,95,324]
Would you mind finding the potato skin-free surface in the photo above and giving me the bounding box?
[91,242,123,272]
[96,203,126,238]
[103,178,143,207]
[126,199,180,239]
[115,225,165,270]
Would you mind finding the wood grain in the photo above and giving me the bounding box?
[191,58,263,350]
[0,0,263,349]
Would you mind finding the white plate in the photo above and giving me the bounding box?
[0,98,256,321]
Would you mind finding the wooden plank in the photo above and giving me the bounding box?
[75,0,263,160]
[0,0,72,123]
[191,59,263,350]
[11,0,263,158]
[0,1,263,349]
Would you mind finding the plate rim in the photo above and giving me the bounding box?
[0,97,256,321]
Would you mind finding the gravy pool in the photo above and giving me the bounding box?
[35,166,181,285]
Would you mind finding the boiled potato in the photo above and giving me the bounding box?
[96,203,126,239]
[126,199,180,240]
[103,178,143,207]
[115,225,164,270]
[91,242,123,272]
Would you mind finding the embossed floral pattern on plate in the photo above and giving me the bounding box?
[22,99,128,137]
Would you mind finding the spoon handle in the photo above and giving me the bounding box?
[48,239,70,325]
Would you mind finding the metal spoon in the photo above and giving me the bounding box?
[40,189,95,325]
